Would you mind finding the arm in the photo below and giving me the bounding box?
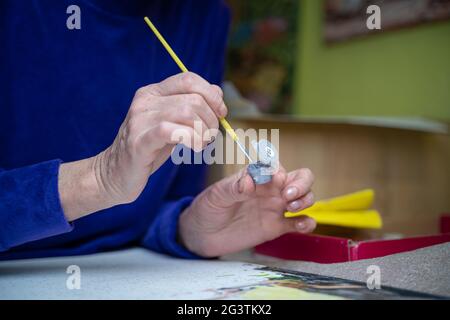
[0,73,227,252]
[0,160,72,251]
[140,156,207,259]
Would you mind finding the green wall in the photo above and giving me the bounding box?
[293,0,450,120]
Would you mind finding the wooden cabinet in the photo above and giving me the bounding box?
[207,116,450,237]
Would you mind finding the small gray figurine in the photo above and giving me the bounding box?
[247,139,278,185]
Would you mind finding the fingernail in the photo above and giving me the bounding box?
[296,221,306,231]
[238,177,244,193]
[284,187,298,201]
[220,104,227,118]
[288,200,302,212]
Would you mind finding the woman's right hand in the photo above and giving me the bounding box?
[59,72,227,221]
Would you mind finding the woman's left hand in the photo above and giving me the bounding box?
[179,165,316,257]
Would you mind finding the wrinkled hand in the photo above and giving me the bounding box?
[95,72,226,204]
[60,72,227,222]
[179,166,316,257]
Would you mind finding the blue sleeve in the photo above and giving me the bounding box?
[141,162,207,259]
[0,160,73,252]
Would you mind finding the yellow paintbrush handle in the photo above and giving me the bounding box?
[144,17,188,73]
[219,118,239,141]
[144,17,242,146]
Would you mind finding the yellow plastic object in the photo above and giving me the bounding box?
[290,210,383,229]
[308,189,374,211]
[285,189,382,229]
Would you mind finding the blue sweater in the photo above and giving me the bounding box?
[0,0,230,260]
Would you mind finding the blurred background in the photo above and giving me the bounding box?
[224,0,450,119]
[211,0,450,241]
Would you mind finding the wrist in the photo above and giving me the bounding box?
[178,207,201,255]
[178,207,216,258]
[58,153,121,221]
[91,149,125,206]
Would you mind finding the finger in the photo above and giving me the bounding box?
[161,104,204,129]
[227,170,256,202]
[184,94,219,131]
[283,215,317,234]
[286,191,315,212]
[282,168,315,202]
[159,113,208,151]
[149,95,217,150]
[239,173,256,196]
[254,166,287,198]
[157,94,219,133]
[142,121,205,153]
[150,72,227,118]
[211,84,224,99]
[136,107,208,152]
[206,168,255,208]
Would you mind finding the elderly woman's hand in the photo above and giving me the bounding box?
[59,72,226,221]
[179,165,316,257]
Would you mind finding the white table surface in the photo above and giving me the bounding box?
[0,248,304,300]
[1,244,448,299]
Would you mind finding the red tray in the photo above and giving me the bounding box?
[255,216,450,263]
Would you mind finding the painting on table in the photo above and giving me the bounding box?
[0,249,444,300]
[210,266,443,300]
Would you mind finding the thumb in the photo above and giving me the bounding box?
[208,168,255,208]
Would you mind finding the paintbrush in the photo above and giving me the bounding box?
[144,17,254,163]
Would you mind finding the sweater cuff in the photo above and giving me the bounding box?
[142,197,203,259]
[0,159,73,251]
